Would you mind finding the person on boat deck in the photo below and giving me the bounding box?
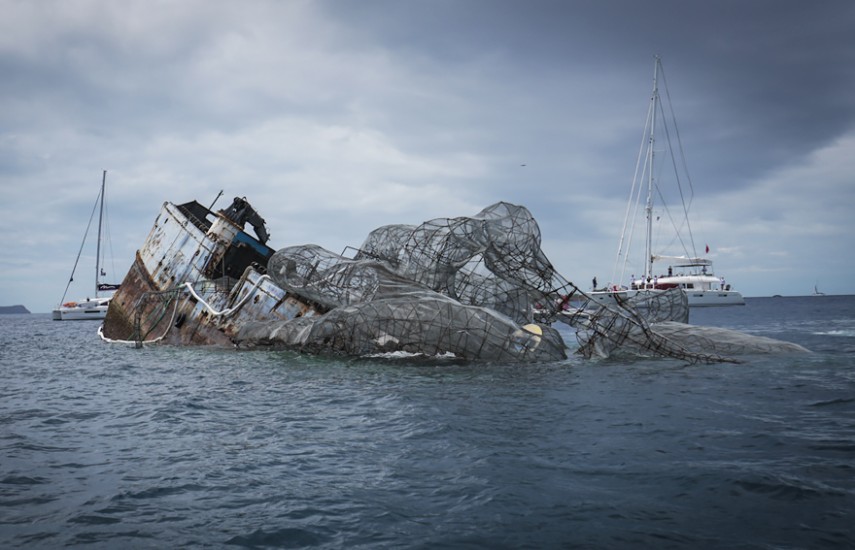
[592,276,597,290]
[668,266,672,277]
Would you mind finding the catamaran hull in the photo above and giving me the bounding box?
[590,289,744,308]
[684,290,745,306]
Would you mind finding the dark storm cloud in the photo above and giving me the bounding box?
[327,0,855,189]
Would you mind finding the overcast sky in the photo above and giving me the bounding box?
[2,0,854,313]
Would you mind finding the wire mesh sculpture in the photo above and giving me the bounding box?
[355,201,560,324]
[235,202,804,363]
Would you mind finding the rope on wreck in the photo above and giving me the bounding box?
[98,274,272,346]
[182,274,272,317]
[98,294,181,346]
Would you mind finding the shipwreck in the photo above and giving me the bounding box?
[101,195,807,362]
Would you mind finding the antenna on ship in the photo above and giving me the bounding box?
[208,189,224,212]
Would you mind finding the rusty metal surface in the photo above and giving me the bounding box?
[102,201,320,346]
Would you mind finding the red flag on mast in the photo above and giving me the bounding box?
[705,244,710,254]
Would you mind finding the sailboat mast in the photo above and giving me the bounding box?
[95,170,106,297]
[644,57,659,283]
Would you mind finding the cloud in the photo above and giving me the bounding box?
[2,0,855,311]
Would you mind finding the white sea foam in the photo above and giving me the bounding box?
[813,329,855,337]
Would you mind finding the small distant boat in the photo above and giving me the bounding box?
[592,56,743,308]
[812,284,826,296]
[52,171,120,321]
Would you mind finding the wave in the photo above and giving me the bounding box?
[813,329,855,337]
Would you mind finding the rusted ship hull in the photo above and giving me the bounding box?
[102,199,321,346]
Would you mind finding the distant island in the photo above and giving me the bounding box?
[0,305,30,314]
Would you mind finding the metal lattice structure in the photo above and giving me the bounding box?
[355,201,564,324]
[231,202,763,363]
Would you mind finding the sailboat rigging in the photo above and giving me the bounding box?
[592,56,744,308]
[52,170,120,321]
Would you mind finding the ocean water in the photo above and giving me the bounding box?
[1,296,854,549]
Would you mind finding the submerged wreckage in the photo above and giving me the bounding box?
[101,196,807,362]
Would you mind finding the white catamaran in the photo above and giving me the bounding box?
[52,170,120,321]
[592,57,744,308]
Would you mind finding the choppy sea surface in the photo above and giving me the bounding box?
[2,296,854,549]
